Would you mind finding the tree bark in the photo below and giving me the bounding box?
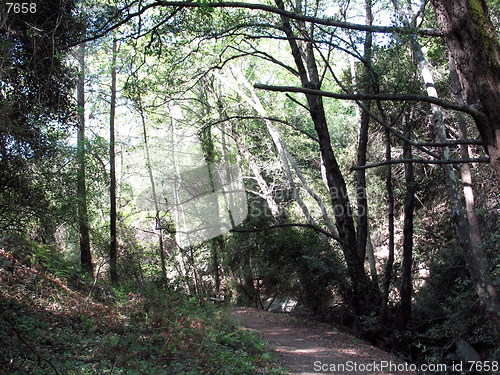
[275,0,376,318]
[380,128,395,323]
[77,40,92,276]
[109,37,118,284]
[450,56,482,257]
[366,230,378,284]
[399,115,415,329]
[212,237,223,292]
[431,0,500,180]
[355,0,373,265]
[350,16,378,287]
[449,55,500,344]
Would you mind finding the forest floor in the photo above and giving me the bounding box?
[0,248,283,374]
[230,307,414,375]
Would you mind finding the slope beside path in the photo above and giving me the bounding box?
[230,307,414,375]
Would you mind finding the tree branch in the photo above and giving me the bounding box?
[209,115,319,142]
[228,44,299,76]
[157,2,442,36]
[254,83,485,121]
[230,222,340,241]
[351,157,490,170]
[313,46,440,159]
[285,93,310,112]
[66,4,181,48]
[415,140,484,146]
[66,0,442,48]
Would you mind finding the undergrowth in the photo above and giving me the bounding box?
[0,248,284,374]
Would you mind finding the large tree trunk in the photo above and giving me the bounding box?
[366,231,378,284]
[431,0,500,180]
[109,37,118,284]
[275,0,376,318]
[449,56,500,344]
[77,40,93,276]
[450,56,483,266]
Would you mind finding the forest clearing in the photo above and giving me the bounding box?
[1,0,499,374]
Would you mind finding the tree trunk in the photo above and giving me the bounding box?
[198,121,224,292]
[399,114,415,329]
[355,0,373,265]
[213,237,223,292]
[380,128,395,323]
[275,0,376,318]
[351,22,378,286]
[449,55,500,344]
[109,37,118,284]
[366,229,378,284]
[431,0,500,180]
[77,40,92,276]
[138,91,167,280]
[449,55,483,255]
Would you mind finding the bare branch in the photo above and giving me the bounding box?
[230,222,340,241]
[285,93,310,112]
[210,115,319,143]
[254,83,485,121]
[351,157,490,170]
[313,46,440,159]
[416,140,484,147]
[229,44,299,76]
[66,4,182,48]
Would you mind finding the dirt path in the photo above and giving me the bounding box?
[230,308,414,375]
